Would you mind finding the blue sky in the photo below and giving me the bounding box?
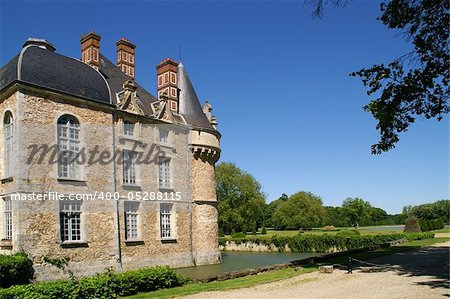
[1,0,448,213]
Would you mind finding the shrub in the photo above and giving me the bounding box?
[336,229,361,237]
[218,228,225,238]
[221,232,434,253]
[419,220,429,232]
[261,225,267,235]
[0,253,34,288]
[231,232,246,239]
[0,266,187,299]
[437,218,444,229]
[404,216,421,233]
[322,226,336,231]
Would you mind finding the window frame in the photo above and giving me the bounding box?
[3,196,12,240]
[124,201,140,241]
[123,120,135,137]
[3,111,14,178]
[122,150,138,186]
[59,200,82,243]
[57,115,81,180]
[158,156,171,190]
[160,203,173,240]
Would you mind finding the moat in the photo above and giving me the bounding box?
[175,252,320,279]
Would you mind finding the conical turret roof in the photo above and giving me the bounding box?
[178,63,214,131]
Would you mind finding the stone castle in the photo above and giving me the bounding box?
[0,32,221,280]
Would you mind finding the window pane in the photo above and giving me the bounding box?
[60,200,82,242]
[158,157,170,189]
[123,150,137,185]
[160,203,172,238]
[57,115,80,179]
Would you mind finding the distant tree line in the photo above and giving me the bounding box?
[216,162,415,235]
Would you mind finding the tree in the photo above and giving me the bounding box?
[341,198,372,227]
[410,199,450,222]
[323,206,348,227]
[272,191,326,230]
[216,162,266,235]
[310,0,449,154]
[263,193,288,228]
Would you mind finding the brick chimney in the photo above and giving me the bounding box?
[116,38,136,79]
[156,58,179,112]
[80,32,101,70]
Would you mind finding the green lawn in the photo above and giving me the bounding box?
[124,266,317,299]
[123,236,450,299]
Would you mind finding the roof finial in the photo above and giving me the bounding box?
[179,44,182,63]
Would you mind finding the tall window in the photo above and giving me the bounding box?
[123,150,137,185]
[60,200,82,242]
[57,115,80,179]
[160,203,172,239]
[158,156,171,189]
[124,202,139,240]
[4,197,12,240]
[4,112,13,178]
[123,120,134,136]
[159,128,169,144]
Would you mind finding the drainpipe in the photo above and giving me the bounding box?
[112,110,122,271]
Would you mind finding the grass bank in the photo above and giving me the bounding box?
[123,236,449,299]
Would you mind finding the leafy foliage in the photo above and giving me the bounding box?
[341,198,372,227]
[220,232,434,253]
[0,253,34,288]
[409,199,450,222]
[216,162,266,234]
[350,0,449,153]
[272,192,326,230]
[0,266,187,299]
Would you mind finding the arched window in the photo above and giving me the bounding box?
[4,111,13,178]
[57,115,80,179]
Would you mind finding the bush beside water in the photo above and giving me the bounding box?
[219,232,435,253]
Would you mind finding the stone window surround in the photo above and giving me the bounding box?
[124,201,142,242]
[2,110,14,180]
[55,112,85,182]
[157,152,174,191]
[122,149,139,186]
[58,199,88,246]
[157,202,177,241]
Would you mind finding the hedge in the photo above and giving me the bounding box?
[0,253,34,288]
[219,232,435,253]
[0,266,187,299]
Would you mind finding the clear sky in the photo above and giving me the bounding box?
[1,0,448,213]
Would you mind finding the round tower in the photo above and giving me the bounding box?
[177,63,222,265]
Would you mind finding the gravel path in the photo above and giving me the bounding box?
[183,241,450,299]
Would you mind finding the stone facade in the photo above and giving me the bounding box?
[0,35,221,280]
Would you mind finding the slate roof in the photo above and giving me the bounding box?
[0,38,217,133]
[178,63,214,131]
[0,44,111,104]
[98,54,157,116]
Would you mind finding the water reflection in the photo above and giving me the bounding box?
[176,252,320,279]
